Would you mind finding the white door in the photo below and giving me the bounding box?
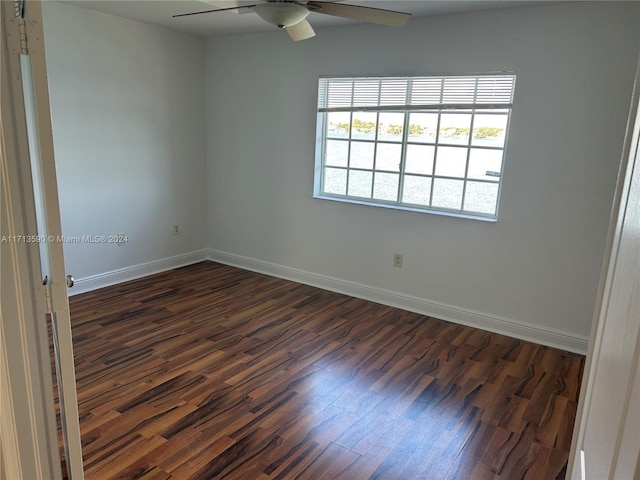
[567,59,640,479]
[1,1,83,479]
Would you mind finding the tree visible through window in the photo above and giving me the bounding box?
[313,74,516,220]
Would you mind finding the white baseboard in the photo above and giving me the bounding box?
[70,250,207,296]
[206,248,589,354]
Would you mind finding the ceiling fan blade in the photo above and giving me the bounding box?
[173,4,257,18]
[286,18,316,41]
[306,1,410,27]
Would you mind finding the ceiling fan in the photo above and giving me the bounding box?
[173,1,411,41]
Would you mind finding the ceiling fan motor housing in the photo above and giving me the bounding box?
[173,1,411,41]
[254,1,310,28]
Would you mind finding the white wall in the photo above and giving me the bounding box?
[204,2,639,350]
[42,2,206,284]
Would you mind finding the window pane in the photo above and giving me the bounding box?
[350,141,375,169]
[442,77,476,103]
[411,78,442,104]
[373,173,399,201]
[352,111,377,140]
[380,79,407,106]
[468,149,503,180]
[378,112,405,142]
[325,79,353,108]
[327,112,351,139]
[472,114,508,148]
[353,79,380,107]
[435,146,467,178]
[464,181,499,214]
[439,113,471,145]
[324,168,346,195]
[376,143,401,171]
[405,145,434,175]
[432,178,463,209]
[348,170,372,198]
[408,113,438,143]
[325,140,348,167]
[402,175,432,206]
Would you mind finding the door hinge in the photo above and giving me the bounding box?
[43,276,53,315]
[3,7,28,55]
[18,18,28,55]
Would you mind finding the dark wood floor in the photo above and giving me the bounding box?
[62,261,584,479]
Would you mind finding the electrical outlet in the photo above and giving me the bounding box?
[173,224,179,235]
[393,253,403,268]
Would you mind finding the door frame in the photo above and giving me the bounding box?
[1,1,83,478]
[567,58,640,478]
[1,6,61,476]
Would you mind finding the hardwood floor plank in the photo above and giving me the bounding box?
[84,434,166,479]
[59,261,584,479]
[294,441,362,480]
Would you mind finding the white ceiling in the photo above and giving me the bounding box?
[60,0,546,38]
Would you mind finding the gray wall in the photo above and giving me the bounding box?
[204,2,639,346]
[43,2,206,281]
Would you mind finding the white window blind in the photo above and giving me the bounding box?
[318,74,516,110]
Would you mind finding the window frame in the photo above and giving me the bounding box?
[313,73,516,221]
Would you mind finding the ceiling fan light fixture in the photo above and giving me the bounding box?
[254,2,310,28]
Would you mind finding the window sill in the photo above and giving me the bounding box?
[312,194,498,223]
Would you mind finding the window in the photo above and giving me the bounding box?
[313,74,516,220]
